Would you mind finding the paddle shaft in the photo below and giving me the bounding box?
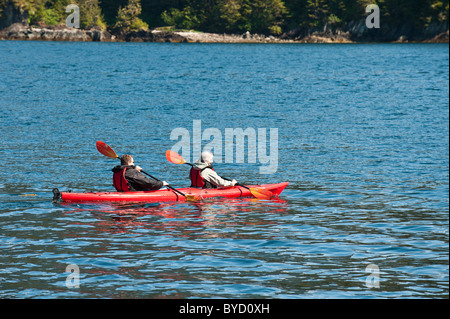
[223,177,251,191]
[140,170,190,199]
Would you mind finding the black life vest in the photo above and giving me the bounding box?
[190,166,217,189]
[113,167,130,192]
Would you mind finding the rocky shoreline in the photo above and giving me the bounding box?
[0,22,448,43]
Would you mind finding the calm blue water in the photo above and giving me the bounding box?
[0,41,448,299]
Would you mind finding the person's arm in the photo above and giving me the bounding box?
[127,168,164,190]
[201,168,237,187]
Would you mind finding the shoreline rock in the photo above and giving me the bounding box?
[172,30,297,43]
[0,23,448,43]
[0,23,115,41]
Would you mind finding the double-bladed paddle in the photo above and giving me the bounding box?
[165,150,273,200]
[96,141,199,201]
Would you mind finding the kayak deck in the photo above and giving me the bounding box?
[53,182,289,203]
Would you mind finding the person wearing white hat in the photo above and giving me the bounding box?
[189,151,238,188]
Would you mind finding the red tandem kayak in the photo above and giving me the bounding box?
[53,182,289,203]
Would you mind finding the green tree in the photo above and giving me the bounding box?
[79,0,106,29]
[432,0,449,23]
[305,0,329,28]
[283,0,309,29]
[25,0,105,28]
[0,0,43,25]
[115,0,148,31]
[209,0,242,32]
[161,5,200,30]
[98,0,127,27]
[242,0,287,34]
[1,0,448,35]
[28,0,71,26]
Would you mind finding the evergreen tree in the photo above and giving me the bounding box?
[0,0,449,35]
[99,0,127,27]
[245,0,287,34]
[29,0,71,26]
[79,0,105,29]
[305,0,329,28]
[114,0,148,31]
[205,0,242,33]
[161,5,200,30]
[0,0,43,25]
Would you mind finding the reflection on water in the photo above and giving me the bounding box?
[1,193,446,299]
[60,198,289,238]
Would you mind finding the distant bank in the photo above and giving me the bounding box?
[0,22,448,43]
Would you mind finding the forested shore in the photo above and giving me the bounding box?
[0,0,448,42]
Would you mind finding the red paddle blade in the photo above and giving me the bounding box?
[96,141,119,159]
[249,187,273,200]
[166,150,186,165]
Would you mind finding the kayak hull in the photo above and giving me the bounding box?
[54,182,288,203]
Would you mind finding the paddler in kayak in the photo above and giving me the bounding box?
[112,154,169,191]
[189,151,238,188]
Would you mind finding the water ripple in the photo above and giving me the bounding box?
[0,42,448,298]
